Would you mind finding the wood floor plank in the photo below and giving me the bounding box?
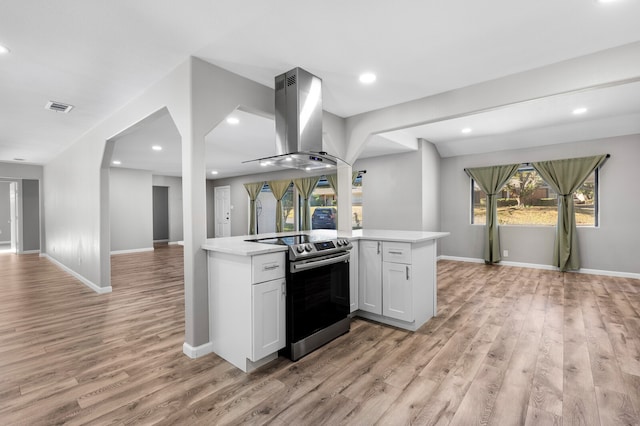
[595,385,639,425]
[564,391,601,426]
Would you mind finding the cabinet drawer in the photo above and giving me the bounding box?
[252,252,285,283]
[382,242,411,264]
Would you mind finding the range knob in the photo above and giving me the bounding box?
[296,245,305,253]
[305,244,313,252]
[336,239,344,246]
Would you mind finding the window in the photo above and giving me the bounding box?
[471,166,598,227]
[352,174,363,229]
[256,182,295,233]
[300,174,364,230]
[252,173,364,233]
[306,178,336,230]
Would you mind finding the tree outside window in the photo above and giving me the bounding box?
[472,166,598,227]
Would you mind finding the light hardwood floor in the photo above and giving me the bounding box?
[1,246,640,425]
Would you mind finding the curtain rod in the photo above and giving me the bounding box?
[522,154,610,167]
[464,154,610,171]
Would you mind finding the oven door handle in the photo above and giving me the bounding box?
[290,252,350,273]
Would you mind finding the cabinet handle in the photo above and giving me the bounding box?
[263,264,280,271]
[388,250,403,255]
[377,241,381,255]
[281,281,286,296]
[406,266,410,280]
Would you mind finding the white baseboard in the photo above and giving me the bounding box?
[168,241,183,246]
[110,247,154,255]
[438,255,640,279]
[20,249,41,254]
[40,253,112,294]
[0,240,10,244]
[183,341,214,359]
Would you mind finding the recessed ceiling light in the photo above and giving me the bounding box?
[13,157,25,161]
[597,0,620,3]
[226,117,239,125]
[325,165,332,168]
[461,127,472,134]
[284,157,292,162]
[211,170,218,175]
[0,44,10,55]
[261,161,271,167]
[152,145,162,151]
[359,73,376,84]
[573,107,588,115]
[112,160,121,165]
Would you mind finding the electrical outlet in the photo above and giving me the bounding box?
[503,250,509,257]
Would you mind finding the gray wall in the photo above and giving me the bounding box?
[0,182,9,242]
[22,179,40,251]
[439,134,640,274]
[353,139,440,232]
[109,168,153,252]
[152,175,183,243]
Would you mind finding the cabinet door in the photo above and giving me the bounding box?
[358,240,382,315]
[383,262,413,322]
[251,278,286,361]
[349,242,359,313]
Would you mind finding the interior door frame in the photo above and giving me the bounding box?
[214,185,231,238]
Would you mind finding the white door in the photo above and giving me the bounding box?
[9,182,18,254]
[358,240,382,314]
[251,278,286,361]
[214,185,231,238]
[383,262,413,322]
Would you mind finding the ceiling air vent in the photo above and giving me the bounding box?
[45,101,74,113]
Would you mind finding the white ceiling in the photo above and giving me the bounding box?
[2,0,640,173]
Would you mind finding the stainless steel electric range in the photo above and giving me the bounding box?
[246,234,352,361]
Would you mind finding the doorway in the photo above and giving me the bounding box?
[214,185,231,237]
[0,182,14,253]
[153,186,170,243]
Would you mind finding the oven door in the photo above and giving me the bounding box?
[287,252,350,344]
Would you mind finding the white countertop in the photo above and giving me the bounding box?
[202,229,449,256]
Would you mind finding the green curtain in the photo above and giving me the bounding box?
[532,155,607,271]
[326,174,338,195]
[294,176,321,230]
[466,164,520,264]
[243,182,264,235]
[326,171,359,195]
[267,179,291,232]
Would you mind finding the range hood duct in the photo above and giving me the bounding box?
[245,67,346,172]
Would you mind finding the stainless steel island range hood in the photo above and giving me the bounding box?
[245,67,345,171]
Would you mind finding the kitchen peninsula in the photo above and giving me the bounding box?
[202,229,449,372]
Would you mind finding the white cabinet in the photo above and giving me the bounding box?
[358,240,382,314]
[208,250,286,372]
[251,278,286,361]
[382,241,413,322]
[382,260,413,322]
[357,239,436,331]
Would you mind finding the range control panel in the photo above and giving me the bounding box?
[289,238,352,260]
